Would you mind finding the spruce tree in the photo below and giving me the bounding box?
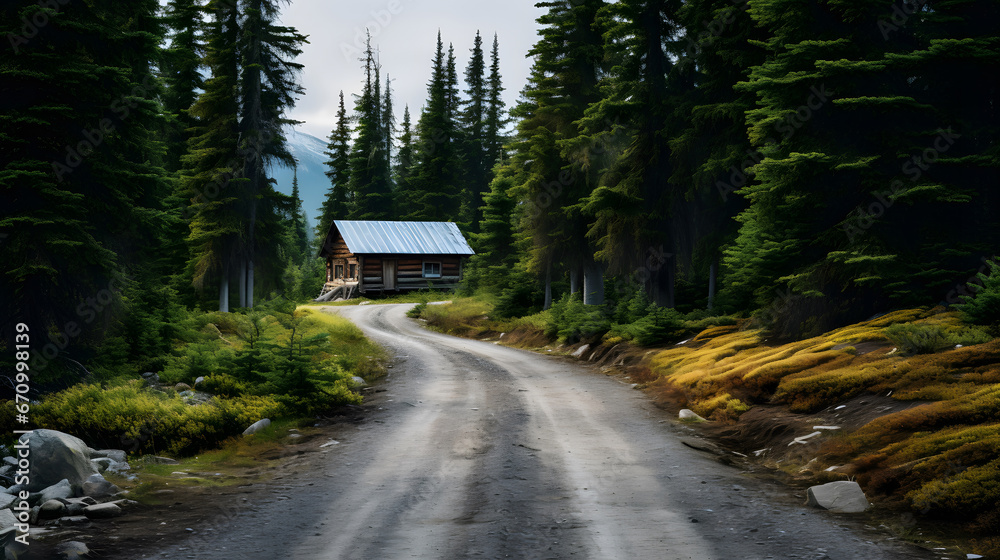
[578,0,683,306]
[460,31,488,232]
[162,0,205,173]
[1,0,171,356]
[318,90,352,237]
[393,105,417,216]
[347,33,392,220]
[405,32,463,221]
[513,0,607,304]
[236,0,307,308]
[484,33,508,172]
[288,168,309,264]
[181,0,245,312]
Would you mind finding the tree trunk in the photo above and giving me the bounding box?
[219,263,230,312]
[570,267,581,295]
[543,260,553,310]
[708,259,717,312]
[238,257,247,308]
[583,259,604,306]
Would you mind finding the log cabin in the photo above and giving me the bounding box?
[316,220,475,299]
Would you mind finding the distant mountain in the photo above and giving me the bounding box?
[269,128,330,236]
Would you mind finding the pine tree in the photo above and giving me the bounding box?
[405,32,463,221]
[468,175,519,291]
[288,167,309,264]
[512,0,607,304]
[161,0,205,173]
[393,105,417,216]
[484,33,508,172]
[667,0,768,311]
[1,0,171,357]
[460,31,489,232]
[181,0,245,312]
[578,0,684,306]
[236,0,307,308]
[318,90,352,237]
[347,33,392,220]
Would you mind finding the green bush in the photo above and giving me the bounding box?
[31,381,285,456]
[885,323,991,355]
[546,293,610,343]
[957,259,1000,327]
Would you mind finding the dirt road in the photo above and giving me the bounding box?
[137,303,934,560]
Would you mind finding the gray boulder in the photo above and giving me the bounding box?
[90,458,113,473]
[0,508,16,531]
[141,372,160,384]
[0,493,15,509]
[83,502,122,519]
[806,481,869,513]
[36,479,73,504]
[90,449,127,463]
[2,457,16,467]
[24,430,98,491]
[243,418,271,436]
[174,382,192,392]
[571,344,591,359]
[56,516,90,528]
[39,499,66,520]
[81,474,119,499]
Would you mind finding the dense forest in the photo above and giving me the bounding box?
[2,0,1000,387]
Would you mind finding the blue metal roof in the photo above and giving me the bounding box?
[333,220,475,255]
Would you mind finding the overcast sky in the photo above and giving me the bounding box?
[279,0,545,140]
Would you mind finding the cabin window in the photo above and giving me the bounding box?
[423,261,442,278]
[335,265,345,279]
[349,264,357,279]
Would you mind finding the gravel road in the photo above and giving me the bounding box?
[139,303,936,560]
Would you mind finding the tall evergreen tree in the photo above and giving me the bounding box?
[288,167,309,264]
[460,31,489,232]
[484,33,508,173]
[161,0,205,173]
[393,105,417,215]
[318,90,352,237]
[181,0,245,312]
[347,33,392,220]
[1,0,171,357]
[511,0,607,304]
[235,0,307,308]
[404,32,463,221]
[667,0,768,311]
[579,0,684,307]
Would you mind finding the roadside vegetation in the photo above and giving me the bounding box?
[0,301,384,457]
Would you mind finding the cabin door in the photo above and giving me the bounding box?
[382,259,397,291]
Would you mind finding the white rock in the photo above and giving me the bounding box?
[351,376,366,387]
[678,409,707,422]
[813,426,841,430]
[243,418,271,436]
[788,431,823,445]
[571,344,591,359]
[806,481,869,513]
